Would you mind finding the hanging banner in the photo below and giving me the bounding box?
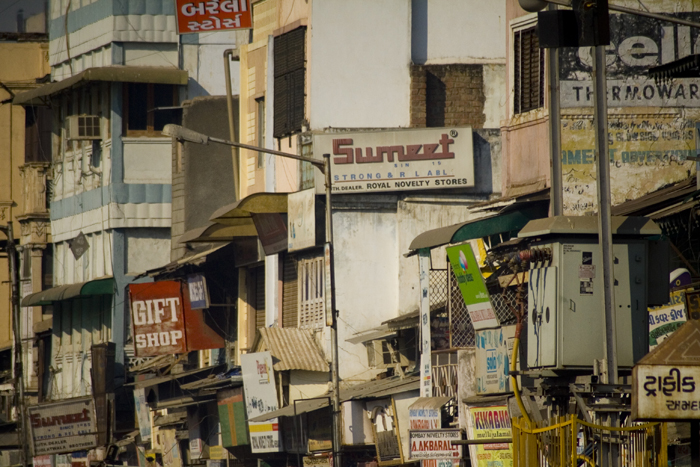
[446,243,498,330]
[475,326,515,395]
[465,405,513,467]
[28,397,99,455]
[217,387,249,447]
[175,0,252,34]
[134,388,152,440]
[240,352,282,453]
[129,281,188,357]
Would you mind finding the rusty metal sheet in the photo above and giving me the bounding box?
[258,327,328,372]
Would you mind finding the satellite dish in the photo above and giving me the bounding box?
[519,0,548,12]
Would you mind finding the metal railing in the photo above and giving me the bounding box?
[512,415,667,467]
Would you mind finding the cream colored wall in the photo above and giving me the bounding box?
[0,40,49,350]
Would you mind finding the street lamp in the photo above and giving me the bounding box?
[162,124,343,467]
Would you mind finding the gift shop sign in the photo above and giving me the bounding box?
[313,127,474,194]
[130,281,187,356]
[409,429,462,460]
[28,397,99,455]
[176,0,252,34]
[633,365,700,419]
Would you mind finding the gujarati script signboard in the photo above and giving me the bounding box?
[175,0,252,34]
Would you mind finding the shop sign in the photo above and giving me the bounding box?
[476,326,515,395]
[288,188,317,252]
[240,352,282,453]
[465,405,513,467]
[33,456,53,467]
[408,430,462,460]
[208,446,227,460]
[446,243,498,330]
[217,387,249,447]
[175,0,252,34]
[649,291,686,350]
[28,397,99,455]
[187,274,210,310]
[313,127,474,194]
[303,455,332,467]
[129,281,187,357]
[420,460,454,467]
[633,365,700,419]
[408,398,446,430]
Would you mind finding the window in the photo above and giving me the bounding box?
[282,253,298,328]
[123,83,179,136]
[298,254,325,330]
[273,27,306,138]
[513,25,545,114]
[256,97,265,168]
[25,106,52,163]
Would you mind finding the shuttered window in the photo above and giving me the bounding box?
[252,267,266,330]
[274,27,306,138]
[514,26,545,115]
[298,255,325,330]
[282,253,299,328]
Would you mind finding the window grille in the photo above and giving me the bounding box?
[298,255,325,330]
[514,25,545,114]
[432,352,458,398]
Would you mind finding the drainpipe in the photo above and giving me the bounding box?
[224,49,240,201]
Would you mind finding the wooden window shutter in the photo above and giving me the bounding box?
[282,253,299,328]
[274,27,306,138]
[254,266,266,330]
[514,26,544,115]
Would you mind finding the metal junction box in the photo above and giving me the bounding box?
[518,216,666,371]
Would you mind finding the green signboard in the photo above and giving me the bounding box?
[446,242,499,330]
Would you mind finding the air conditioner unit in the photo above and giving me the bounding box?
[66,115,101,140]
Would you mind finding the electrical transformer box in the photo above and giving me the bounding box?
[518,216,666,371]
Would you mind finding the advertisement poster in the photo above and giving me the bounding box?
[175,0,252,34]
[313,127,475,194]
[649,291,686,350]
[465,406,513,467]
[28,397,99,455]
[475,326,515,395]
[240,352,282,453]
[408,429,462,460]
[560,115,696,216]
[217,387,249,447]
[446,243,498,330]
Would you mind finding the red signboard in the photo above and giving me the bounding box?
[182,281,226,351]
[175,0,252,34]
[130,281,188,357]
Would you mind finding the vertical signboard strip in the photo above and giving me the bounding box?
[419,249,432,397]
[240,352,282,453]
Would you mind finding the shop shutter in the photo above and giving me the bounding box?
[282,253,298,328]
[273,27,306,138]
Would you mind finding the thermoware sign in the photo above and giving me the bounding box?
[313,127,474,194]
[175,0,252,34]
[29,397,99,455]
[129,281,187,357]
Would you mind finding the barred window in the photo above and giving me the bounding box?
[513,25,545,114]
[298,255,325,330]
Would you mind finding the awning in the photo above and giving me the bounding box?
[209,192,289,224]
[21,277,114,307]
[127,363,228,389]
[178,221,258,243]
[140,242,231,277]
[648,54,700,81]
[250,375,420,422]
[257,327,329,372]
[407,200,549,254]
[518,216,662,238]
[13,66,189,106]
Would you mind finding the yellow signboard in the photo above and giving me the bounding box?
[466,406,513,467]
[561,114,696,216]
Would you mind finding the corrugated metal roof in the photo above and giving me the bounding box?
[250,375,420,422]
[258,327,329,372]
[611,178,697,217]
[408,396,452,412]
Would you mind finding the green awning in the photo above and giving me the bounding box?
[21,277,114,307]
[408,202,549,253]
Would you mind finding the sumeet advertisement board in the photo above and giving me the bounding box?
[313,127,474,194]
[28,397,99,456]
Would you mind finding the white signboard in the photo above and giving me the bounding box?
[421,460,455,467]
[28,397,99,455]
[476,326,515,395]
[649,291,687,350]
[313,127,474,194]
[633,365,700,419]
[240,352,282,453]
[288,188,316,252]
[409,429,462,460]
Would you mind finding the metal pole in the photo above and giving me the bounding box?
[548,3,563,216]
[592,44,618,387]
[323,154,342,467]
[223,49,240,201]
[4,223,28,467]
